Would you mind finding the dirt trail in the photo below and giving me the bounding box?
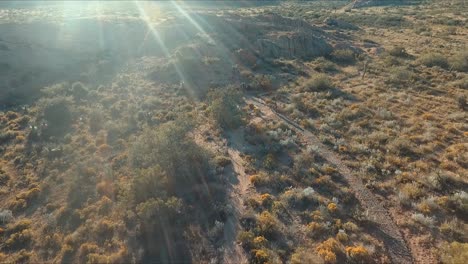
[248,96,414,264]
[222,128,250,264]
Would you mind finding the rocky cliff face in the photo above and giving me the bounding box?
[257,31,332,59]
[223,14,332,60]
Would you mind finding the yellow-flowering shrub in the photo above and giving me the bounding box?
[327,203,337,213]
[316,238,341,263]
[346,246,370,262]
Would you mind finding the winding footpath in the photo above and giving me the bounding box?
[222,129,250,264]
[248,96,413,264]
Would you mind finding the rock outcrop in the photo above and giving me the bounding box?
[256,31,332,59]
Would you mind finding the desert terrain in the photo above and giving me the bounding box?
[0,1,466,263]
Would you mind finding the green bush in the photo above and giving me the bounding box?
[237,231,255,250]
[386,66,415,86]
[135,197,183,230]
[208,87,243,129]
[305,74,334,92]
[130,118,210,193]
[418,53,449,69]
[450,51,468,72]
[132,166,168,204]
[331,49,356,64]
[313,57,337,72]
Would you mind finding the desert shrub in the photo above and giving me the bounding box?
[386,66,415,86]
[94,219,115,241]
[9,199,27,212]
[249,173,269,188]
[16,187,41,202]
[331,49,356,64]
[440,242,468,264]
[316,238,342,264]
[401,182,423,200]
[78,243,99,262]
[256,211,279,239]
[291,247,324,264]
[376,14,408,27]
[457,95,467,110]
[39,97,73,138]
[252,75,274,91]
[7,219,31,233]
[41,83,69,97]
[88,109,104,133]
[0,131,17,144]
[0,209,13,223]
[106,122,126,144]
[416,196,440,214]
[0,171,10,186]
[238,231,255,250]
[253,236,268,248]
[450,51,468,72]
[86,246,128,264]
[346,246,370,262]
[13,249,34,263]
[327,203,338,213]
[70,82,88,101]
[130,119,210,193]
[5,229,33,250]
[440,219,465,241]
[207,87,243,129]
[259,193,274,208]
[339,13,408,28]
[314,57,337,72]
[136,197,183,222]
[306,222,326,238]
[214,155,231,167]
[448,191,468,215]
[305,74,333,92]
[263,153,276,170]
[336,231,348,242]
[40,233,61,257]
[383,55,403,67]
[252,249,269,264]
[135,196,184,256]
[411,213,435,228]
[388,138,418,157]
[343,221,359,233]
[388,46,409,58]
[132,166,168,204]
[418,53,449,69]
[60,244,75,263]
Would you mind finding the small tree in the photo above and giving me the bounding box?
[208,87,244,129]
